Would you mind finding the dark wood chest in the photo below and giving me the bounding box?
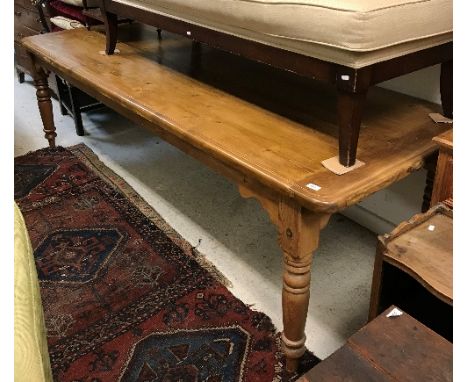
[14,0,49,76]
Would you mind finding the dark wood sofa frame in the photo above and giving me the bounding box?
[99,0,452,167]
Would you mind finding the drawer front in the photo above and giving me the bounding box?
[14,22,40,43]
[15,41,59,97]
[14,4,44,34]
[14,41,33,74]
[15,0,38,12]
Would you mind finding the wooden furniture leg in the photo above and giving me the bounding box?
[16,69,25,84]
[32,67,57,148]
[55,75,69,116]
[239,186,330,373]
[279,200,330,372]
[337,89,368,167]
[101,2,118,55]
[190,41,202,77]
[67,84,85,136]
[440,60,453,119]
[422,152,437,212]
[368,240,385,321]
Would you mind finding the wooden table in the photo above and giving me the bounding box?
[299,306,453,381]
[21,24,451,372]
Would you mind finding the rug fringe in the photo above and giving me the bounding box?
[68,143,233,288]
[191,249,233,288]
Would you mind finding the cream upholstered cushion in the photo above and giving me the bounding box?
[60,0,101,7]
[14,203,52,382]
[50,15,85,30]
[114,0,452,68]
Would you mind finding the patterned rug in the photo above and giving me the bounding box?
[14,144,319,381]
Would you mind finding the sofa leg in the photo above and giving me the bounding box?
[440,60,453,119]
[103,11,118,55]
[337,89,367,167]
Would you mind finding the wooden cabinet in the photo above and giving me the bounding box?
[14,0,49,79]
[300,306,452,381]
[431,129,453,208]
[368,204,453,340]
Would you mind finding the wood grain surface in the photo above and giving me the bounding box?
[385,208,453,305]
[300,306,452,381]
[22,27,451,214]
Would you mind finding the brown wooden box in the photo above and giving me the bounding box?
[431,129,453,208]
[368,204,453,340]
[300,306,452,381]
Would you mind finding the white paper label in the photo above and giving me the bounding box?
[386,307,403,318]
[306,183,321,191]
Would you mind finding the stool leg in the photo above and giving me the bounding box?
[440,60,453,119]
[102,8,118,55]
[337,89,367,167]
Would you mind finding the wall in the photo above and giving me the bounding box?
[342,65,441,234]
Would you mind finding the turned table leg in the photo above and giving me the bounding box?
[238,185,331,373]
[33,67,57,148]
[278,199,330,372]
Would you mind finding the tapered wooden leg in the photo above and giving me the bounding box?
[190,41,202,77]
[368,241,385,322]
[55,75,68,116]
[103,11,118,54]
[33,68,57,147]
[67,84,85,136]
[278,199,330,372]
[422,152,437,212]
[440,60,453,119]
[157,28,162,40]
[337,90,367,167]
[16,69,25,84]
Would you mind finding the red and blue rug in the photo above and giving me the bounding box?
[14,144,318,381]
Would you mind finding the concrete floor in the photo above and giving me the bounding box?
[14,76,377,360]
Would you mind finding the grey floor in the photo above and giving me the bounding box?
[14,76,377,360]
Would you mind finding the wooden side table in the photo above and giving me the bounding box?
[368,204,453,340]
[431,129,453,208]
[299,306,452,381]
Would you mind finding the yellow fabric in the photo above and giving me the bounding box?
[115,0,452,67]
[14,203,52,382]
